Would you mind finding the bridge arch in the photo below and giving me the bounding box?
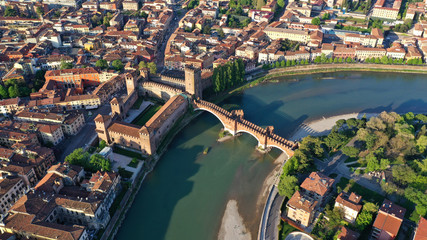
[235,129,263,146]
[193,107,235,134]
[266,144,291,158]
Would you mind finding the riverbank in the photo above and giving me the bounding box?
[265,63,427,80]
[289,113,379,141]
[218,200,251,240]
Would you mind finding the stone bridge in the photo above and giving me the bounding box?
[192,99,298,158]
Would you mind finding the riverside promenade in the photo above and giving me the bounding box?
[266,63,427,78]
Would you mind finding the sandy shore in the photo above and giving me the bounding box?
[218,200,251,240]
[289,113,379,141]
[219,112,380,240]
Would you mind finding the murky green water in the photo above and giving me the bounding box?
[116,72,427,240]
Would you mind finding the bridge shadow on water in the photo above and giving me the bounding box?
[116,116,211,240]
[359,99,427,116]
[222,94,308,138]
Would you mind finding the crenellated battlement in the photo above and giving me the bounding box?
[193,99,297,157]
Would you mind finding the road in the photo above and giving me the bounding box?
[156,3,187,71]
[264,191,285,240]
[57,104,112,161]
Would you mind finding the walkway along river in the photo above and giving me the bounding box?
[115,71,427,240]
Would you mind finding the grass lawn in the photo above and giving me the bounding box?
[131,104,162,126]
[131,97,144,109]
[337,177,384,205]
[278,220,298,240]
[113,147,145,160]
[127,158,139,168]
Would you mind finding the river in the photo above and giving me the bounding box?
[115,71,427,240]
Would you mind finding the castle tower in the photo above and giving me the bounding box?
[110,98,122,118]
[125,71,137,95]
[184,65,202,99]
[94,114,112,143]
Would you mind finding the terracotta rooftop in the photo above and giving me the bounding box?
[287,190,318,212]
[335,192,363,212]
[108,121,140,139]
[337,226,360,240]
[300,172,335,197]
[141,94,186,135]
[373,199,406,239]
[414,217,427,240]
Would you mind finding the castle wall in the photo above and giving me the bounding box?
[142,81,183,101]
[156,75,185,89]
[148,96,188,154]
[109,130,141,150]
[121,90,138,117]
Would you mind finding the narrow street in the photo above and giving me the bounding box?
[57,104,112,161]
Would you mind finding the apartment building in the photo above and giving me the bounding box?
[1,164,120,239]
[0,176,28,215]
[355,47,386,60]
[37,124,64,146]
[300,172,334,204]
[0,98,22,115]
[286,190,318,227]
[44,68,101,94]
[334,192,362,223]
[0,129,39,147]
[372,199,406,240]
[413,217,427,240]
[14,110,85,136]
[264,27,310,43]
[337,226,360,240]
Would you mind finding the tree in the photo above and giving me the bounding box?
[99,140,107,150]
[112,60,124,71]
[202,25,211,34]
[65,148,90,167]
[355,209,374,231]
[392,165,416,185]
[90,154,111,172]
[36,6,44,17]
[217,28,225,38]
[277,0,285,8]
[34,70,46,90]
[4,7,17,17]
[0,85,8,99]
[312,17,321,26]
[95,59,108,69]
[147,62,157,75]
[278,174,299,198]
[60,60,73,69]
[341,146,360,158]
[8,85,18,98]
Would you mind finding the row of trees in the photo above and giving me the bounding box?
[364,56,424,65]
[95,59,125,71]
[65,148,112,172]
[138,61,157,75]
[263,54,424,70]
[0,77,44,99]
[212,59,245,93]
